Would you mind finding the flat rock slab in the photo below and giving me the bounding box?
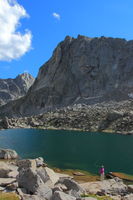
[0,162,18,178]
[80,179,127,195]
[0,178,16,186]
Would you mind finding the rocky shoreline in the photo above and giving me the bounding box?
[0,148,133,200]
[1,100,133,135]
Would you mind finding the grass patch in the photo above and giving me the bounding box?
[81,194,113,200]
[0,193,19,200]
[53,168,99,183]
[111,172,133,183]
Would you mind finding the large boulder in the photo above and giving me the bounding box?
[17,167,44,194]
[17,159,36,171]
[36,185,52,200]
[0,162,12,178]
[17,157,47,170]
[17,167,52,199]
[57,177,85,192]
[36,167,59,187]
[0,149,18,159]
[35,157,47,167]
[57,177,85,198]
[0,162,18,178]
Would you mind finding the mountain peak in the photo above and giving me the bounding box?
[1,35,133,116]
[0,73,35,106]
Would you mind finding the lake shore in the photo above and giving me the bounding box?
[0,148,133,200]
[1,100,133,135]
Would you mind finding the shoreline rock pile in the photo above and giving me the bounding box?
[0,149,133,199]
[1,100,133,135]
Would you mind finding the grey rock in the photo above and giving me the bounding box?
[36,185,52,200]
[52,186,63,193]
[21,194,43,200]
[0,149,18,159]
[127,184,133,193]
[17,159,36,171]
[0,178,16,187]
[80,179,128,196]
[17,187,27,197]
[0,162,12,178]
[17,167,44,194]
[36,167,59,187]
[0,73,34,106]
[68,189,81,198]
[0,162,18,178]
[35,157,47,167]
[6,182,18,191]
[17,166,53,200]
[54,183,67,192]
[58,177,85,193]
[122,194,133,200]
[8,169,19,178]
[52,191,76,200]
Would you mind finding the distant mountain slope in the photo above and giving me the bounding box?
[0,73,34,105]
[1,35,133,117]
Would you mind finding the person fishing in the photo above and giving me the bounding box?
[99,165,105,181]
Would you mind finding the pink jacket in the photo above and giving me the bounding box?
[99,167,104,174]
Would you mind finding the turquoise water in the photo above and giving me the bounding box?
[0,128,133,175]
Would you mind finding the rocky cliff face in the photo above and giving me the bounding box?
[1,35,133,117]
[0,73,34,106]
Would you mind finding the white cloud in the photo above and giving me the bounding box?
[52,12,60,20]
[0,0,32,61]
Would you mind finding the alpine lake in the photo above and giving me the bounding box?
[0,128,133,178]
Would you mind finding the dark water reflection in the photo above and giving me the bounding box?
[0,128,132,175]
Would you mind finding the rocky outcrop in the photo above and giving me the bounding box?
[80,177,128,196]
[2,36,133,117]
[0,148,18,159]
[0,162,18,178]
[0,149,133,200]
[1,100,133,134]
[0,73,34,106]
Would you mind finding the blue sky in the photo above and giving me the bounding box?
[0,0,133,79]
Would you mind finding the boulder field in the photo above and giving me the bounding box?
[0,149,132,200]
[1,100,133,134]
